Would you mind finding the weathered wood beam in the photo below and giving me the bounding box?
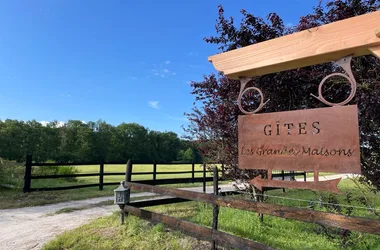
[208,11,380,79]
[125,181,380,235]
[124,205,274,250]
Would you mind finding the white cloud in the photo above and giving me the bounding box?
[39,121,66,128]
[165,60,171,64]
[160,74,165,78]
[172,72,176,75]
[129,76,137,80]
[163,69,169,73]
[40,121,49,126]
[154,72,159,76]
[148,101,160,110]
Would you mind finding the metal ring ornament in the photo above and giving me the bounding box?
[237,77,270,115]
[310,55,357,106]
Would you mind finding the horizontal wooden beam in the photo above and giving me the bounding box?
[125,181,380,235]
[124,205,273,250]
[30,183,99,192]
[30,173,100,179]
[208,11,380,79]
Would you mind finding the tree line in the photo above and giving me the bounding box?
[0,119,201,163]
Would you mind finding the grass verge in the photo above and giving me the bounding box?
[43,212,209,250]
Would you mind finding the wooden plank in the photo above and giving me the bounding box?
[130,197,190,207]
[102,177,214,187]
[238,105,361,174]
[137,177,213,185]
[23,154,32,193]
[103,172,125,176]
[125,181,380,235]
[124,205,274,250]
[250,176,341,193]
[30,183,99,192]
[208,11,380,79]
[212,167,219,250]
[369,45,380,59]
[99,161,104,191]
[31,173,100,179]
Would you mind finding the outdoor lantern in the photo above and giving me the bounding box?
[114,181,130,205]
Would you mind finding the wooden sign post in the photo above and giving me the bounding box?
[207,11,380,192]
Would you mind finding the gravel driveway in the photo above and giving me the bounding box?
[0,185,235,250]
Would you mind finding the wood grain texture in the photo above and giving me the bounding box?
[208,11,380,79]
[369,45,380,59]
[125,181,380,235]
[238,105,361,174]
[250,176,342,193]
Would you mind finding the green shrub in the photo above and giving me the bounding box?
[33,165,78,182]
[0,158,25,187]
[57,166,79,182]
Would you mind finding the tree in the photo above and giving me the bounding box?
[183,148,195,161]
[185,0,380,190]
[0,119,187,163]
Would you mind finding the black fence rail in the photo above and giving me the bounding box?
[23,154,307,193]
[23,155,221,193]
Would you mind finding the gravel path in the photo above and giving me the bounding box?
[0,184,235,250]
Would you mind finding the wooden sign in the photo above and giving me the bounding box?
[239,105,361,192]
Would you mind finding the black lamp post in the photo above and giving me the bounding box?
[114,181,130,224]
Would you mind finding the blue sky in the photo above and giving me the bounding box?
[0,0,319,135]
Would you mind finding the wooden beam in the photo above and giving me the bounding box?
[369,45,380,59]
[208,11,380,79]
[125,181,380,235]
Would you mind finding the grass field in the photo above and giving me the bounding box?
[43,178,380,250]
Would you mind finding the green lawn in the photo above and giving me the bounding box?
[76,163,211,183]
[43,178,380,250]
[29,163,214,188]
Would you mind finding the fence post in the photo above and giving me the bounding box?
[212,167,219,250]
[191,161,195,183]
[99,160,104,191]
[122,159,133,222]
[281,170,285,193]
[203,163,206,193]
[125,159,132,182]
[304,171,307,182]
[23,154,32,193]
[221,163,225,179]
[153,161,157,185]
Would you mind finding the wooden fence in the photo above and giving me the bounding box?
[23,154,306,194]
[123,167,380,250]
[23,154,218,193]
